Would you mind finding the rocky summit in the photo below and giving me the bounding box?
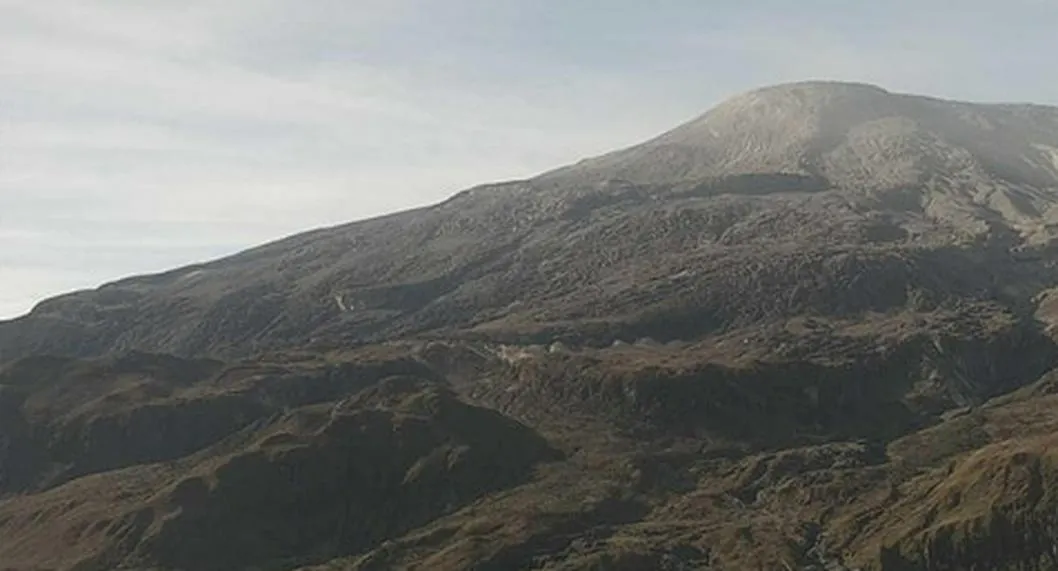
[4,81,1058,570]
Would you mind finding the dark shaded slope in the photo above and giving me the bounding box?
[0,360,557,571]
[0,348,435,496]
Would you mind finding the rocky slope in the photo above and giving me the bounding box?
[5,81,1058,570]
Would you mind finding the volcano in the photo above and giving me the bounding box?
[4,82,1058,570]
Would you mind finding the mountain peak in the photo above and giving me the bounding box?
[540,81,1058,194]
[701,80,894,126]
[730,79,891,97]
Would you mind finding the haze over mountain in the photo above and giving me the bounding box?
[5,82,1058,570]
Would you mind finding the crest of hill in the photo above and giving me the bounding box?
[540,80,1058,194]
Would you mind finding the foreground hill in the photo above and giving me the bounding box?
[5,81,1058,570]
[5,341,1058,570]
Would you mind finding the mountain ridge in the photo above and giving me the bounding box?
[7,81,1058,363]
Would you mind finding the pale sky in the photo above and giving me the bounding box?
[2,1,1057,318]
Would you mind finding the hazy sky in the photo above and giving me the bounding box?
[2,1,1056,318]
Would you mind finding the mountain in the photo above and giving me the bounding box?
[6,82,1058,362]
[5,81,1058,570]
